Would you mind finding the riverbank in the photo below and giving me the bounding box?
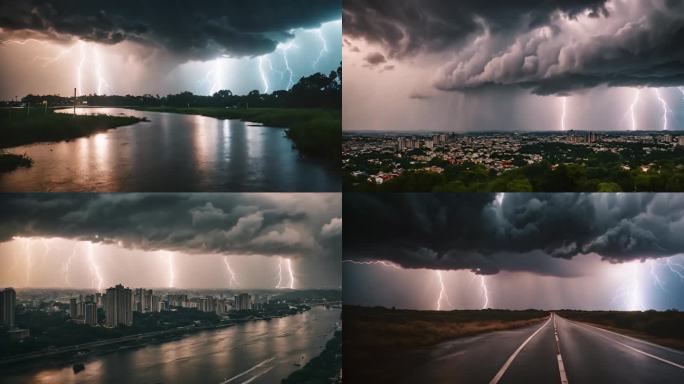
[0,153,32,173]
[0,109,146,149]
[283,329,342,384]
[0,310,305,368]
[133,107,341,164]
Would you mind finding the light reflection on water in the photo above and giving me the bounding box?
[0,108,339,192]
[1,307,340,384]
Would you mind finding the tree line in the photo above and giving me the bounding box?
[14,65,341,110]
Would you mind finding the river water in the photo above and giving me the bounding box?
[1,306,340,384]
[0,108,339,192]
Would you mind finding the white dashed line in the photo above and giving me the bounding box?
[552,314,569,384]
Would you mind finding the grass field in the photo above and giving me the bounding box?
[0,109,145,149]
[134,107,341,163]
[558,310,684,350]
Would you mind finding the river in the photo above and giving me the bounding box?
[0,108,339,192]
[0,306,340,384]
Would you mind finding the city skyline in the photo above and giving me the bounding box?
[343,0,684,132]
[343,193,684,310]
[0,193,342,290]
[0,1,341,98]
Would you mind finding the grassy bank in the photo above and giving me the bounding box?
[134,107,341,164]
[558,310,684,350]
[0,153,32,173]
[0,109,145,149]
[282,330,341,384]
[344,306,548,383]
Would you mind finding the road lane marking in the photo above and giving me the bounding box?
[575,320,683,355]
[569,320,684,371]
[489,316,551,384]
[552,314,569,384]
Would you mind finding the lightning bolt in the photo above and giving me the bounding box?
[276,258,284,289]
[342,259,402,269]
[629,89,642,131]
[560,96,567,131]
[77,41,86,96]
[168,252,175,288]
[223,256,239,289]
[278,41,296,89]
[654,89,671,131]
[22,238,32,287]
[312,29,328,69]
[276,257,295,289]
[87,241,104,291]
[286,259,295,289]
[94,46,109,95]
[258,57,270,94]
[435,271,452,311]
[209,58,224,95]
[479,275,490,309]
[63,243,78,287]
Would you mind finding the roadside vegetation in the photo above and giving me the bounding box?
[558,310,684,350]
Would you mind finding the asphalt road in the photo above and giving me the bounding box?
[402,313,684,383]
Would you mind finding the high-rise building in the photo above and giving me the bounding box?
[104,284,133,328]
[151,295,161,313]
[143,289,153,313]
[69,298,78,319]
[84,301,97,326]
[234,293,252,311]
[1,288,17,329]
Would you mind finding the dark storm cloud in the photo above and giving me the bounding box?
[343,0,608,57]
[343,193,684,276]
[363,52,386,66]
[345,0,684,94]
[0,0,341,60]
[0,193,341,260]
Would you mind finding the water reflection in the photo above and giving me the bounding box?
[1,307,339,384]
[0,108,339,192]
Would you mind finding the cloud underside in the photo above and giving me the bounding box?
[344,0,684,94]
[0,194,341,261]
[343,193,684,276]
[0,0,340,60]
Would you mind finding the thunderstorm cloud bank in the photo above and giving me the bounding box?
[343,193,684,276]
[0,0,341,61]
[343,0,684,94]
[0,193,341,262]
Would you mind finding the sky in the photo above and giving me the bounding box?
[343,0,684,132]
[0,193,342,290]
[343,193,684,311]
[0,0,342,99]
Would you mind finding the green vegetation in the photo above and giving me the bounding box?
[0,109,145,149]
[346,160,684,192]
[558,310,684,350]
[282,330,341,384]
[0,153,32,173]
[0,309,219,358]
[344,306,548,383]
[135,107,341,163]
